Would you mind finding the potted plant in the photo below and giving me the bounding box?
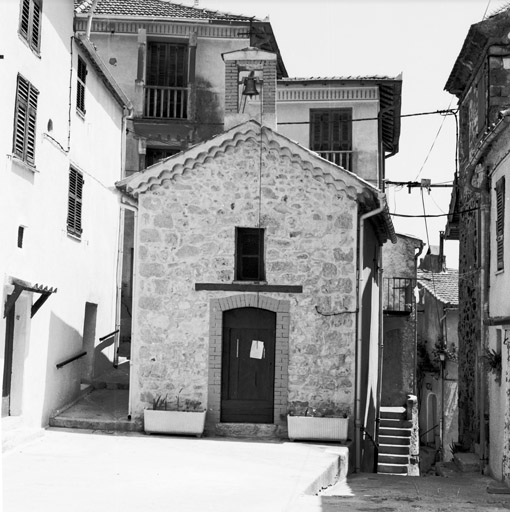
[144,391,206,437]
[287,407,349,442]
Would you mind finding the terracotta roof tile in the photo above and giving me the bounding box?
[417,269,458,306]
[74,0,258,21]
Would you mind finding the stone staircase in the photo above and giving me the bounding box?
[377,406,413,475]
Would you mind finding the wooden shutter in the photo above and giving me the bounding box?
[13,75,39,165]
[146,43,187,87]
[77,57,87,114]
[496,177,505,271]
[310,109,352,151]
[19,0,42,52]
[67,168,84,237]
[30,0,41,52]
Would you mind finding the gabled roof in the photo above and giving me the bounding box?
[417,269,459,306]
[116,120,396,243]
[445,8,510,96]
[279,75,402,156]
[75,0,257,21]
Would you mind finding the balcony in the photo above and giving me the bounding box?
[317,150,352,171]
[383,277,414,314]
[143,85,187,119]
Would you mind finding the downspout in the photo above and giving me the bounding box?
[85,0,99,39]
[413,242,425,396]
[355,198,385,473]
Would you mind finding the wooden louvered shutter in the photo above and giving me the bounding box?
[30,0,41,52]
[77,57,87,114]
[496,177,505,271]
[331,110,352,151]
[67,168,84,237]
[13,75,38,165]
[19,0,42,52]
[19,0,31,41]
[310,111,328,151]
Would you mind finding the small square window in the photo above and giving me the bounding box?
[235,228,265,281]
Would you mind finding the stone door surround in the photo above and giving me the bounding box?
[207,294,290,427]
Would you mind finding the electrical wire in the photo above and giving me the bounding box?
[414,99,455,181]
[390,206,478,218]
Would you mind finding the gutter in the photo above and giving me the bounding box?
[355,195,385,473]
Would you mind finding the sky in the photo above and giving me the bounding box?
[183,0,510,269]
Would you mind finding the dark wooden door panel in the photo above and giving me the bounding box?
[221,308,276,423]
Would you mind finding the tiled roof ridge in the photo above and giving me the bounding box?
[280,75,401,82]
[74,0,261,21]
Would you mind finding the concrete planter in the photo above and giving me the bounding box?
[144,409,206,437]
[287,415,348,442]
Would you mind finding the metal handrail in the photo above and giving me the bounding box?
[56,351,87,369]
[99,329,119,342]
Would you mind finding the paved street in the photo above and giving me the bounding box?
[3,428,510,512]
[2,428,344,512]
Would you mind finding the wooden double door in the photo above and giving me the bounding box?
[221,308,276,423]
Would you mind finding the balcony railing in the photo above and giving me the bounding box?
[144,85,187,119]
[317,150,352,171]
[383,277,414,314]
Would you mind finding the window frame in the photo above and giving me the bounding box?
[235,228,265,282]
[19,0,42,53]
[76,56,87,115]
[309,108,353,169]
[13,74,39,166]
[67,167,84,239]
[495,176,505,272]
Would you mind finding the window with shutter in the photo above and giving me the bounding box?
[67,168,84,238]
[13,74,39,166]
[235,228,265,281]
[77,56,87,115]
[19,0,42,53]
[496,177,505,271]
[310,109,352,170]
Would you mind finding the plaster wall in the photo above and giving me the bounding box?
[130,137,362,428]
[0,1,124,427]
[276,91,379,184]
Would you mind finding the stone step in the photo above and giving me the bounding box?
[379,418,412,429]
[379,435,411,446]
[378,443,409,455]
[378,453,409,465]
[379,427,411,437]
[379,407,406,421]
[49,416,141,432]
[377,463,408,475]
[214,422,281,439]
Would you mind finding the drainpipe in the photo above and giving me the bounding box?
[414,241,425,396]
[85,0,99,39]
[355,197,385,473]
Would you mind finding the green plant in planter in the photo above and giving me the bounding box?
[482,348,502,383]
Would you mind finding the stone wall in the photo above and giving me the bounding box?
[131,136,360,424]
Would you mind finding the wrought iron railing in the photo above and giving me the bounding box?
[383,277,414,313]
[317,150,353,171]
[144,85,187,119]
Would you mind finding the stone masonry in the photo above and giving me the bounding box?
[131,128,360,434]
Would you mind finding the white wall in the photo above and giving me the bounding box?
[0,0,124,427]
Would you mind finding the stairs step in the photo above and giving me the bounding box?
[378,443,409,455]
[379,427,411,437]
[377,463,408,475]
[378,453,409,465]
[379,408,406,421]
[380,418,412,429]
[379,435,411,446]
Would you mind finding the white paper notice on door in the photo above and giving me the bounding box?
[250,340,265,359]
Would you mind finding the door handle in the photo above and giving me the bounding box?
[236,339,239,358]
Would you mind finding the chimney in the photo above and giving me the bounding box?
[222,47,277,131]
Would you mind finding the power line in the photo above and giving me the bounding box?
[389,207,478,218]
